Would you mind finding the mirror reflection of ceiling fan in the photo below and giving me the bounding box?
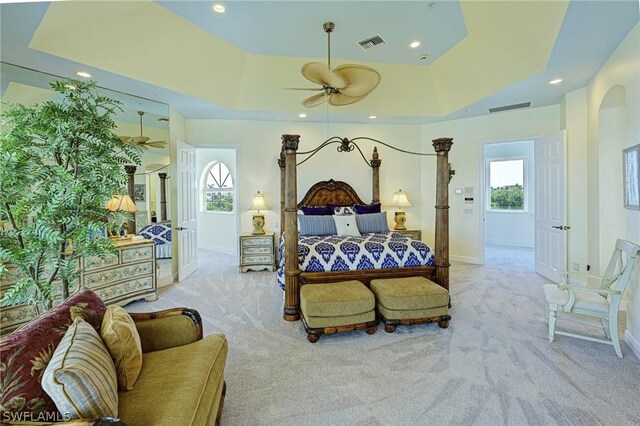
[119,111,167,150]
[296,22,381,107]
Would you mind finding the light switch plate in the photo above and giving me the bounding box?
[455,188,463,195]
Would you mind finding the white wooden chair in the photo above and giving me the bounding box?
[543,239,640,358]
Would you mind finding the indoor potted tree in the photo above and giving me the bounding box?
[0,79,142,312]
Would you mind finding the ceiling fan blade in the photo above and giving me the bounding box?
[301,62,346,89]
[284,87,325,91]
[133,136,150,144]
[328,93,366,106]
[333,64,381,98]
[120,136,133,143]
[139,144,149,150]
[302,92,329,108]
[146,141,167,147]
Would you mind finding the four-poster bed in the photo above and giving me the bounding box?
[278,134,453,322]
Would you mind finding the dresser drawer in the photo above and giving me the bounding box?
[121,245,154,264]
[94,276,154,302]
[242,237,272,247]
[83,261,154,288]
[242,246,273,255]
[242,255,274,265]
[84,253,119,271]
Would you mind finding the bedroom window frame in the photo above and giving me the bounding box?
[202,161,235,214]
[486,157,528,212]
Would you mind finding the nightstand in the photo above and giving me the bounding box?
[239,232,275,273]
[392,229,422,241]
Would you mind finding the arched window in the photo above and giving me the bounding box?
[203,161,234,212]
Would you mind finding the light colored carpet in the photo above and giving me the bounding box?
[127,245,640,425]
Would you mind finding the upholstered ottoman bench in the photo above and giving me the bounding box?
[370,276,451,333]
[300,280,377,343]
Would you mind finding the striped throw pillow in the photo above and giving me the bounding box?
[356,211,389,234]
[42,317,118,419]
[299,215,337,236]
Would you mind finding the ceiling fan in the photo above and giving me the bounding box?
[298,22,381,108]
[119,111,167,150]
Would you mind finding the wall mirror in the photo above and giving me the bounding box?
[1,62,173,278]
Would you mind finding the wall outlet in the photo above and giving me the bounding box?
[464,207,473,214]
[572,262,580,271]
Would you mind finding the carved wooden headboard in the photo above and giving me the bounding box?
[297,179,366,208]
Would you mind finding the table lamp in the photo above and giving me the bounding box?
[106,194,138,239]
[249,191,267,235]
[388,189,412,230]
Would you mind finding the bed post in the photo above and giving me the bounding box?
[432,138,453,292]
[277,149,285,235]
[371,147,381,203]
[282,134,301,322]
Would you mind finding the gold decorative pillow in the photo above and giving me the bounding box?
[101,305,143,391]
[41,317,118,419]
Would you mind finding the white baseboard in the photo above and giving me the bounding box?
[485,240,534,248]
[450,255,482,264]
[624,329,640,360]
[198,245,235,256]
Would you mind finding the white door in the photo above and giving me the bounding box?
[534,130,567,282]
[177,140,198,281]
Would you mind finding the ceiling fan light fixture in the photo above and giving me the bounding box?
[299,22,381,108]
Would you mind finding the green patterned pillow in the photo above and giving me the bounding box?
[41,317,118,419]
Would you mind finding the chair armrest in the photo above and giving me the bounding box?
[558,284,621,295]
[129,307,203,353]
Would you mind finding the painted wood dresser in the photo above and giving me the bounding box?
[1,239,157,335]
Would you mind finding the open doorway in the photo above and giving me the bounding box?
[482,140,535,269]
[196,147,239,257]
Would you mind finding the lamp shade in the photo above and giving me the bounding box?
[105,194,138,213]
[388,189,412,209]
[249,191,267,212]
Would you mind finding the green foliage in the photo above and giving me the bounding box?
[0,79,142,306]
[490,184,524,210]
[205,191,234,212]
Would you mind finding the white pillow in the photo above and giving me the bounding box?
[333,215,360,236]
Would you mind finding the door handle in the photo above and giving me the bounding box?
[551,225,571,230]
[174,226,189,231]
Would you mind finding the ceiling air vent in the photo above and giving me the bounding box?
[358,34,388,51]
[489,102,531,113]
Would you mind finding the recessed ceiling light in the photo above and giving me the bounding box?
[549,78,563,85]
[369,115,377,119]
[409,41,421,49]
[211,3,225,13]
[298,113,307,118]
[76,71,91,78]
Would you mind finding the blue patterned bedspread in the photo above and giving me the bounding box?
[277,232,434,289]
[140,222,172,259]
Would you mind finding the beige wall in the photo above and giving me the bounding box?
[419,105,560,262]
[186,120,424,237]
[585,23,640,353]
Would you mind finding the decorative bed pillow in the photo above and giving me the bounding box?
[329,205,355,215]
[299,215,337,236]
[333,215,361,236]
[0,289,107,418]
[300,205,333,216]
[42,317,118,419]
[353,202,381,214]
[101,306,143,391]
[356,211,389,234]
